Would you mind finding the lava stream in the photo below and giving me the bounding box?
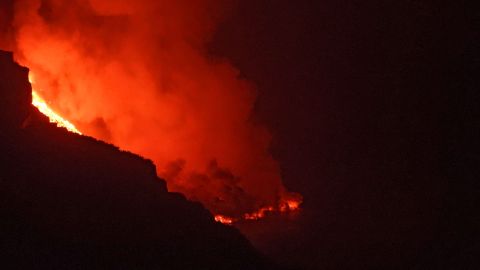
[29,73,82,135]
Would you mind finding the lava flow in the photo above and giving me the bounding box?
[29,73,82,135]
[215,197,302,224]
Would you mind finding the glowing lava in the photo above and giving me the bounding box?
[214,215,234,225]
[29,73,82,135]
[214,197,302,225]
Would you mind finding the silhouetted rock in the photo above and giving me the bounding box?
[0,50,277,269]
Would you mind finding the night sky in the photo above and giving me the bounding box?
[212,1,478,269]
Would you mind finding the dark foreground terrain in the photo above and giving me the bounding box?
[0,51,277,270]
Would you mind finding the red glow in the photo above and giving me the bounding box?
[3,0,302,220]
[214,215,235,225]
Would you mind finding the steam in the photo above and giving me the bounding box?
[0,0,300,217]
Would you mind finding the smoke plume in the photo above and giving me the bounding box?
[0,0,300,217]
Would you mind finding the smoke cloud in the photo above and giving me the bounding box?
[0,0,300,217]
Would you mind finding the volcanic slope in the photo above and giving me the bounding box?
[0,50,277,270]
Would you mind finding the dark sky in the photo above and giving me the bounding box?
[211,1,478,269]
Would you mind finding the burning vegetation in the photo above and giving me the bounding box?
[2,0,301,223]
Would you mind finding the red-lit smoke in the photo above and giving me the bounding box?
[0,0,301,218]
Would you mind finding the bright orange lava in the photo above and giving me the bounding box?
[29,73,82,135]
[214,215,234,225]
[214,198,302,225]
